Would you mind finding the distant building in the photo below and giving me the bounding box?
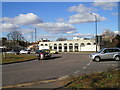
[39,38,100,52]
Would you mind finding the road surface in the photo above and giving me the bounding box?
[2,53,119,88]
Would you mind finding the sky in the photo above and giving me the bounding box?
[1,1,119,42]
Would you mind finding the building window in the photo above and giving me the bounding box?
[45,44,48,46]
[64,43,67,52]
[69,43,73,52]
[41,44,43,46]
[69,43,73,46]
[87,43,91,45]
[59,43,62,46]
[75,43,78,46]
[64,43,67,46]
[54,46,57,49]
[54,44,57,46]
[93,43,96,45]
[75,43,78,52]
[59,43,62,52]
[81,43,85,47]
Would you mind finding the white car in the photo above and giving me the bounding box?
[89,48,120,62]
[6,50,20,55]
[20,50,30,54]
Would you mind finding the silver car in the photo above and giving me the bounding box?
[89,48,120,62]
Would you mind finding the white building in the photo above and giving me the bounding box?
[38,38,100,52]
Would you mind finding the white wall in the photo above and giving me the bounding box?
[80,45,100,51]
[39,46,49,50]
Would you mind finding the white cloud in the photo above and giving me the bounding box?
[93,0,119,2]
[2,23,20,32]
[74,33,94,37]
[112,12,119,15]
[93,2,117,10]
[67,4,96,13]
[14,13,43,25]
[20,29,35,34]
[37,34,55,39]
[2,13,43,25]
[34,23,77,34]
[67,4,106,24]
[1,17,13,23]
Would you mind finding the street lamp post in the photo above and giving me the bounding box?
[90,13,98,52]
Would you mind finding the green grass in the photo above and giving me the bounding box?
[1,53,37,64]
[64,69,120,88]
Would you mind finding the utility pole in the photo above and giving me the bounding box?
[31,32,33,42]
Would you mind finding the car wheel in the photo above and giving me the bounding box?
[114,56,120,61]
[94,56,100,62]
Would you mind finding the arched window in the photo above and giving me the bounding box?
[45,44,48,46]
[54,44,57,50]
[64,43,67,52]
[93,43,96,45]
[81,43,85,47]
[87,43,91,45]
[59,43,62,52]
[69,43,73,46]
[64,43,67,46]
[75,43,78,52]
[59,43,62,46]
[41,44,43,46]
[54,44,57,46]
[75,43,78,46]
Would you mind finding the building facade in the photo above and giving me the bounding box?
[38,38,100,52]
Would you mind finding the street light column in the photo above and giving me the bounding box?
[90,13,98,52]
[95,15,98,52]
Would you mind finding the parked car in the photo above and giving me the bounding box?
[89,48,120,62]
[38,49,51,60]
[20,49,30,54]
[50,50,58,54]
[6,49,20,55]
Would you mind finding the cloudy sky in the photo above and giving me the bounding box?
[1,1,119,41]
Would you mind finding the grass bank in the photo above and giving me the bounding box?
[60,51,96,54]
[63,69,120,88]
[1,53,37,64]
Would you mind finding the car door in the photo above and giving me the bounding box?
[100,49,113,59]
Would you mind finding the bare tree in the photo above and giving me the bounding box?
[7,31,25,50]
[7,31,24,41]
[102,30,116,48]
[102,30,115,38]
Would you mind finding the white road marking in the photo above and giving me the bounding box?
[90,60,92,63]
[83,66,87,69]
[87,63,90,65]
[74,71,80,74]
[58,75,69,80]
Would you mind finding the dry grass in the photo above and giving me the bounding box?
[1,53,37,64]
[64,69,120,88]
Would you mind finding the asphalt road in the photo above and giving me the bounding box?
[2,53,119,88]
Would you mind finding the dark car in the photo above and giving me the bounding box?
[37,49,51,60]
[35,50,43,54]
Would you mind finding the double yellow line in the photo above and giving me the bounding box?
[1,79,57,88]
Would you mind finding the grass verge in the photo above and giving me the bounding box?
[1,53,37,64]
[63,69,120,88]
